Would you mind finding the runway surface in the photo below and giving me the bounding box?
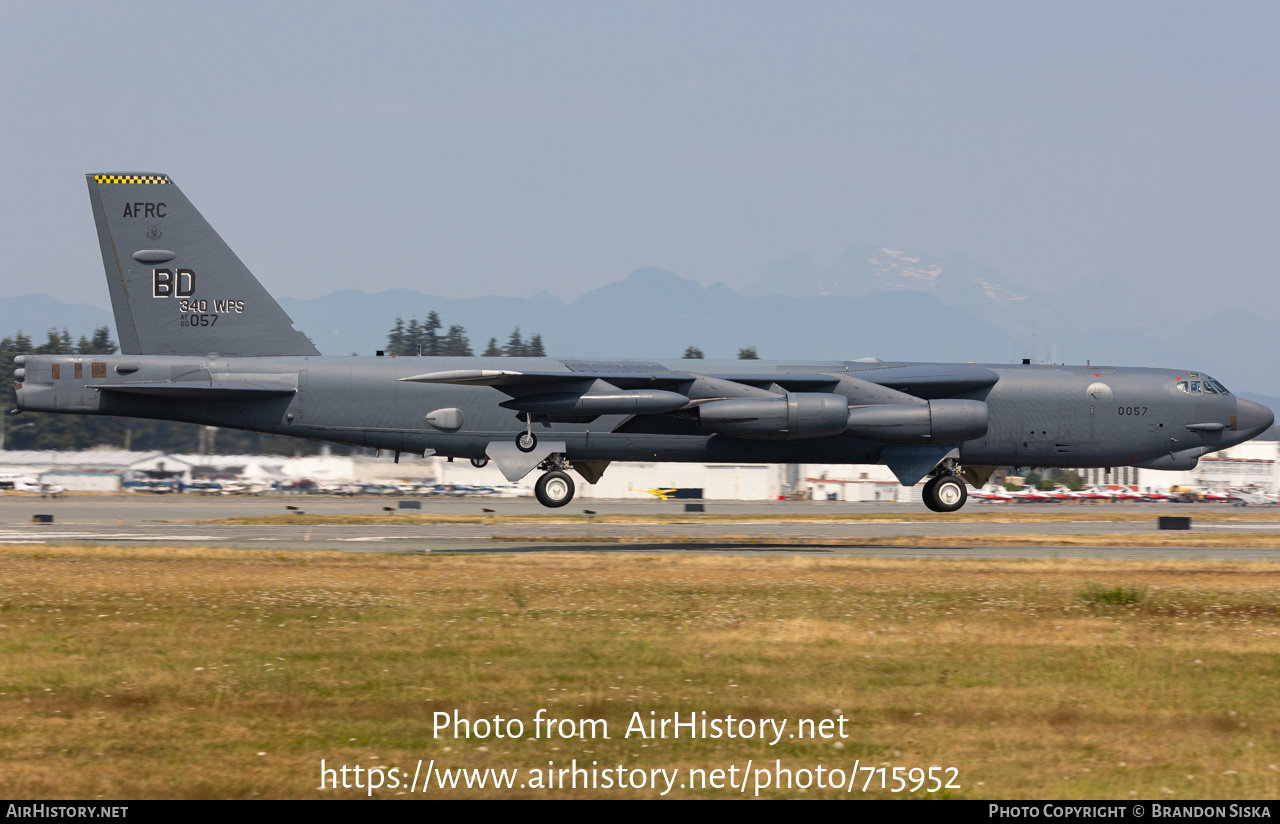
[2,494,1279,559]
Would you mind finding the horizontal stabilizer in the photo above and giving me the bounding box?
[97,381,297,399]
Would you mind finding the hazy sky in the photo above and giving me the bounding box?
[4,1,1280,319]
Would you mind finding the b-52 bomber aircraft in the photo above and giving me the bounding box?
[11,173,1275,511]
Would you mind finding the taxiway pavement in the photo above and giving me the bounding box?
[1,494,1278,559]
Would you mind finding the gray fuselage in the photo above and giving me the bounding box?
[14,354,1270,473]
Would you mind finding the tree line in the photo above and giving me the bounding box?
[682,345,759,359]
[1,327,329,455]
[2,318,765,454]
[385,313,545,358]
[386,313,761,360]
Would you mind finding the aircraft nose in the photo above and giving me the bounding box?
[1233,398,1275,441]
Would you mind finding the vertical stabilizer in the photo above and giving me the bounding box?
[87,173,319,356]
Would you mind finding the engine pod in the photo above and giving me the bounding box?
[697,392,849,439]
[929,399,989,442]
[845,399,988,443]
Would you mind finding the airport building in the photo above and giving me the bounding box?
[1073,440,1279,493]
[794,464,912,502]
[0,448,438,492]
[0,448,841,500]
[1,438,1276,498]
[1078,465,1142,488]
[1139,439,1279,493]
[439,460,792,500]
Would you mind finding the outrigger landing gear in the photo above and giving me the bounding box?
[470,457,489,468]
[516,414,538,452]
[922,459,968,513]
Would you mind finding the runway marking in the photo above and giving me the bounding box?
[335,536,479,541]
[1200,523,1280,530]
[0,532,222,541]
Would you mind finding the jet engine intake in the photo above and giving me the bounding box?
[845,399,989,444]
[697,392,849,439]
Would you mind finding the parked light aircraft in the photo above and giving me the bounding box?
[969,485,1014,502]
[635,487,679,501]
[0,473,42,492]
[1228,488,1276,506]
[10,174,1276,511]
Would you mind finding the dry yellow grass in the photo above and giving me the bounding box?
[491,531,1280,548]
[2,545,1278,799]
[203,510,1280,526]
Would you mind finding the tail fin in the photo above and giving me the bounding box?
[86,173,319,356]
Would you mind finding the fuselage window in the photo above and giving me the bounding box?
[1189,381,1202,393]
[1176,381,1191,393]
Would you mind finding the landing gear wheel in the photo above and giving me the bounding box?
[923,475,968,513]
[516,431,538,453]
[535,470,575,508]
[470,457,489,468]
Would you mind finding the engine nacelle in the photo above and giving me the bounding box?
[697,392,850,439]
[844,399,988,443]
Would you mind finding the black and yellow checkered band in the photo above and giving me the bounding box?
[94,175,170,185]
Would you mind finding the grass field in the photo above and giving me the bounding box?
[490,531,1280,548]
[2,546,1279,799]
[201,510,1280,525]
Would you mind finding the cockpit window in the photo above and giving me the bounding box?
[1177,375,1231,395]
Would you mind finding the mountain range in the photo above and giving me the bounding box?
[5,243,1279,406]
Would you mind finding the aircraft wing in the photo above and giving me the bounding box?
[843,363,1000,398]
[400,364,985,474]
[399,368,691,390]
[401,369,695,418]
[399,364,968,421]
[399,368,926,401]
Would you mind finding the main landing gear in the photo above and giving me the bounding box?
[515,415,573,506]
[533,452,575,508]
[535,470,575,508]
[922,460,968,513]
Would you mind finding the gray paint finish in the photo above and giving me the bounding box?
[86,174,317,357]
[10,173,1277,510]
[17,351,1272,474]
